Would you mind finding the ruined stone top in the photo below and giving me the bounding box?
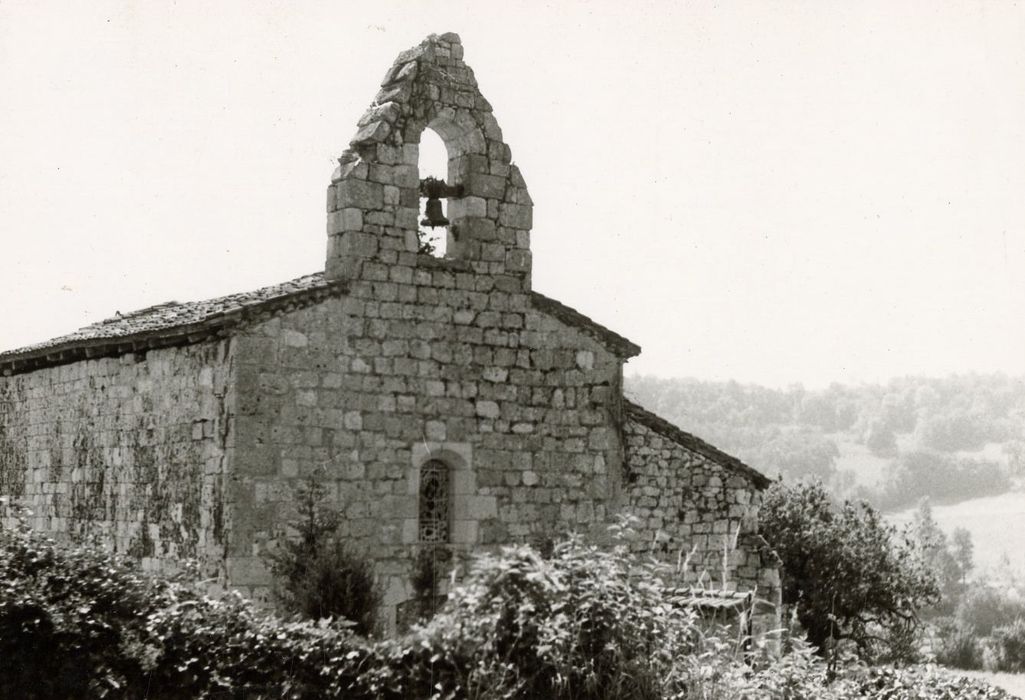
[326,32,534,285]
[0,273,638,375]
[625,399,772,489]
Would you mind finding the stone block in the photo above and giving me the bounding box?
[425,420,446,441]
[392,164,419,188]
[499,203,532,229]
[376,81,411,105]
[350,120,391,147]
[381,60,417,87]
[343,411,363,430]
[451,469,475,495]
[475,400,500,419]
[282,330,308,348]
[358,101,401,126]
[458,217,497,242]
[337,179,384,210]
[465,172,506,199]
[449,196,487,219]
[462,495,497,520]
[450,519,478,544]
[396,207,418,230]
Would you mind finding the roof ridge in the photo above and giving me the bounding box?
[0,272,339,376]
[101,301,182,325]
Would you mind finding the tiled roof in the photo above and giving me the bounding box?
[0,274,344,375]
[0,272,641,375]
[529,292,641,359]
[624,399,772,489]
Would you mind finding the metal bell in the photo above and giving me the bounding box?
[420,197,449,228]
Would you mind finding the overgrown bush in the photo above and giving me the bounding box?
[404,533,700,699]
[934,618,982,670]
[264,477,381,635]
[761,480,939,663]
[852,665,1009,699]
[956,582,1025,636]
[0,511,373,698]
[992,617,1025,672]
[1,509,1015,699]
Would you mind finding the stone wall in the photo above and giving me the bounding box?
[622,405,781,628]
[0,32,780,636]
[0,342,232,578]
[225,284,628,626]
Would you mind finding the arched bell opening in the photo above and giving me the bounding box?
[408,112,487,262]
[416,128,450,258]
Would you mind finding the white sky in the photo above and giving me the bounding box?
[1,0,1023,388]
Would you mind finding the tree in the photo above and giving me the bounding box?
[866,418,898,456]
[916,412,987,452]
[761,480,939,665]
[753,430,840,482]
[911,499,961,612]
[264,477,382,635]
[951,527,974,592]
[1005,440,1025,477]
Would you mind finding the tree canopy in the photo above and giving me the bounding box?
[760,480,940,661]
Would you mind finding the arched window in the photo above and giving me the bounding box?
[419,459,450,543]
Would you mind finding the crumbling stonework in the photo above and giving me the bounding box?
[327,31,531,289]
[0,33,780,632]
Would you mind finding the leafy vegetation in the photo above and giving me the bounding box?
[760,480,939,663]
[911,499,968,615]
[874,451,1010,511]
[263,477,381,635]
[2,507,1014,699]
[626,373,1024,510]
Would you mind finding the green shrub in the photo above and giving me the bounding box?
[400,534,701,699]
[264,477,381,635]
[0,514,371,699]
[956,582,1025,636]
[2,510,1015,700]
[851,665,1009,699]
[934,619,982,670]
[992,617,1025,672]
[761,480,939,662]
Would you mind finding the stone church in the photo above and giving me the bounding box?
[0,33,779,631]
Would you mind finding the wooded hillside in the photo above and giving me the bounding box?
[625,374,1025,511]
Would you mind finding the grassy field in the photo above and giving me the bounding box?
[830,436,1012,491]
[832,436,891,487]
[888,488,1025,579]
[829,432,1024,580]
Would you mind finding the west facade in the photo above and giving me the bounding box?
[0,33,779,632]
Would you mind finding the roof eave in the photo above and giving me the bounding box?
[0,280,348,377]
[624,399,772,489]
[529,291,641,359]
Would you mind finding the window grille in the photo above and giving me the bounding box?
[419,459,450,543]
